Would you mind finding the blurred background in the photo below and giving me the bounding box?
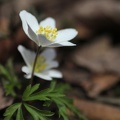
[1,0,120,120]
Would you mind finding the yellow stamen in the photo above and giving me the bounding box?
[36,26,58,42]
[32,56,48,72]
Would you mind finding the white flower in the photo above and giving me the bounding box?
[18,45,62,80]
[19,10,78,47]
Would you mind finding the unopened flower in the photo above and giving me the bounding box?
[19,10,78,47]
[18,45,62,80]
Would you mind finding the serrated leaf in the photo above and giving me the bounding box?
[4,103,21,120]
[24,103,54,120]
[0,65,11,80]
[23,84,40,100]
[55,83,71,93]
[59,97,87,120]
[24,88,65,101]
[49,81,56,91]
[22,85,31,99]
[51,96,86,120]
[31,88,51,98]
[30,84,40,93]
[22,82,86,120]
[0,59,21,96]
[59,106,68,120]
[51,97,69,120]
[16,106,24,120]
[68,105,87,120]
[43,101,52,107]
[3,79,17,96]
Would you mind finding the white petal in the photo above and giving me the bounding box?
[60,42,76,46]
[37,34,52,46]
[24,74,31,79]
[19,10,39,32]
[41,48,56,61]
[48,70,62,78]
[18,45,35,67]
[48,42,76,47]
[34,72,52,80]
[47,43,63,47]
[40,17,56,28]
[21,66,31,79]
[27,25,40,46]
[55,29,78,42]
[45,61,59,70]
[19,10,29,36]
[22,66,31,73]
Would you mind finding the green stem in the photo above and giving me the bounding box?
[30,46,41,85]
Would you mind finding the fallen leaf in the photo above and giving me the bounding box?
[74,0,120,28]
[0,84,13,110]
[75,22,92,39]
[73,36,120,74]
[0,27,29,62]
[71,0,120,41]
[0,17,9,38]
[62,66,90,85]
[73,97,120,120]
[81,73,119,97]
[61,36,120,96]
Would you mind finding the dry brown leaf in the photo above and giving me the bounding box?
[75,22,92,39]
[73,97,120,120]
[73,36,120,74]
[62,67,90,85]
[62,36,120,96]
[81,73,119,97]
[62,65,119,97]
[70,0,120,40]
[0,27,29,62]
[0,85,13,110]
[0,17,9,37]
[74,0,120,26]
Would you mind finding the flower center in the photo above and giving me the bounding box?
[36,26,58,42]
[33,55,48,72]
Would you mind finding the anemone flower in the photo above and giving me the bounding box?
[19,10,78,47]
[18,45,62,80]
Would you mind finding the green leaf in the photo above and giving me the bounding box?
[22,82,87,120]
[25,88,64,101]
[49,81,56,91]
[22,84,31,99]
[22,84,40,100]
[51,81,70,94]
[59,106,68,120]
[51,96,87,120]
[49,81,87,120]
[16,106,24,120]
[3,78,20,96]
[68,104,87,120]
[24,103,54,120]
[0,64,11,80]
[4,103,21,120]
[0,59,21,96]
[43,101,52,107]
[27,88,51,101]
[22,83,65,101]
[51,97,68,120]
